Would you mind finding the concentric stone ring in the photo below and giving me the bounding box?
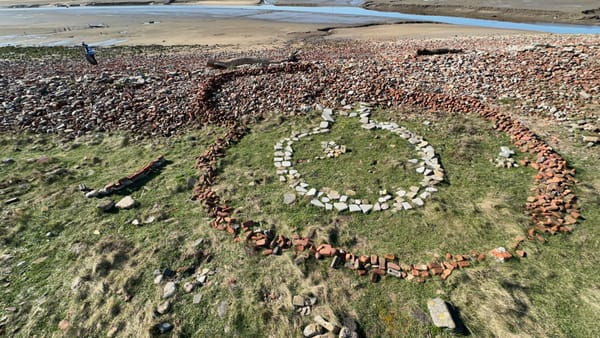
[274,103,444,213]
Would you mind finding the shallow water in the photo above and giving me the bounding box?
[0,3,599,46]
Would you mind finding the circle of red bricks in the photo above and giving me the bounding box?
[191,63,579,283]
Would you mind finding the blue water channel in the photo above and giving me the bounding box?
[0,3,599,46]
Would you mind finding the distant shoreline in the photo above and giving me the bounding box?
[0,0,598,26]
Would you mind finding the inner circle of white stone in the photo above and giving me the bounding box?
[274,104,444,213]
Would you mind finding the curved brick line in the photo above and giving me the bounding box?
[389,88,579,237]
[190,63,318,126]
[190,67,579,284]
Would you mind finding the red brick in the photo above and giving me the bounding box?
[379,257,387,269]
[516,250,526,258]
[457,261,470,268]
[441,269,452,280]
[255,239,267,247]
[388,262,401,271]
[477,254,486,262]
[370,255,378,265]
[384,254,396,261]
[359,255,369,264]
[373,268,386,276]
[430,267,443,275]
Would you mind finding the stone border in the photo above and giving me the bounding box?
[190,63,580,285]
[274,103,444,213]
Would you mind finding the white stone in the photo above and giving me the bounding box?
[412,198,424,207]
[334,202,348,211]
[311,199,325,208]
[360,204,373,213]
[322,108,335,122]
[115,195,136,209]
[328,190,340,200]
[349,204,361,212]
[402,202,413,210]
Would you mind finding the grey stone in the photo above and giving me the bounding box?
[322,109,335,122]
[338,327,357,338]
[115,195,136,209]
[183,282,196,293]
[360,204,373,213]
[156,322,173,334]
[97,199,115,211]
[583,135,599,143]
[284,193,296,205]
[427,297,456,329]
[412,198,424,207]
[154,274,163,285]
[348,204,361,212]
[387,268,402,277]
[293,295,306,307]
[311,199,325,208]
[163,282,176,299]
[333,202,348,211]
[193,293,202,304]
[303,323,325,337]
[217,300,228,318]
[196,274,208,284]
[314,315,339,333]
[328,190,340,200]
[156,300,170,315]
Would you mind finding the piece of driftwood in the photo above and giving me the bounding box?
[85,155,167,198]
[207,50,300,69]
[416,48,463,56]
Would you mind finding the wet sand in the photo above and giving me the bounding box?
[0,0,536,49]
[362,0,600,26]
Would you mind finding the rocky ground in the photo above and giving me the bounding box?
[1,34,599,336]
[1,35,598,139]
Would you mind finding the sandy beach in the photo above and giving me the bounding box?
[0,0,541,49]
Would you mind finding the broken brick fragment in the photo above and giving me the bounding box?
[457,261,470,268]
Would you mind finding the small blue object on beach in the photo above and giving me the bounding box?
[82,42,98,65]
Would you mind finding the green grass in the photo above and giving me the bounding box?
[1,106,599,337]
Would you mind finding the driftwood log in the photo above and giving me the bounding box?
[416,48,463,56]
[207,50,300,69]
